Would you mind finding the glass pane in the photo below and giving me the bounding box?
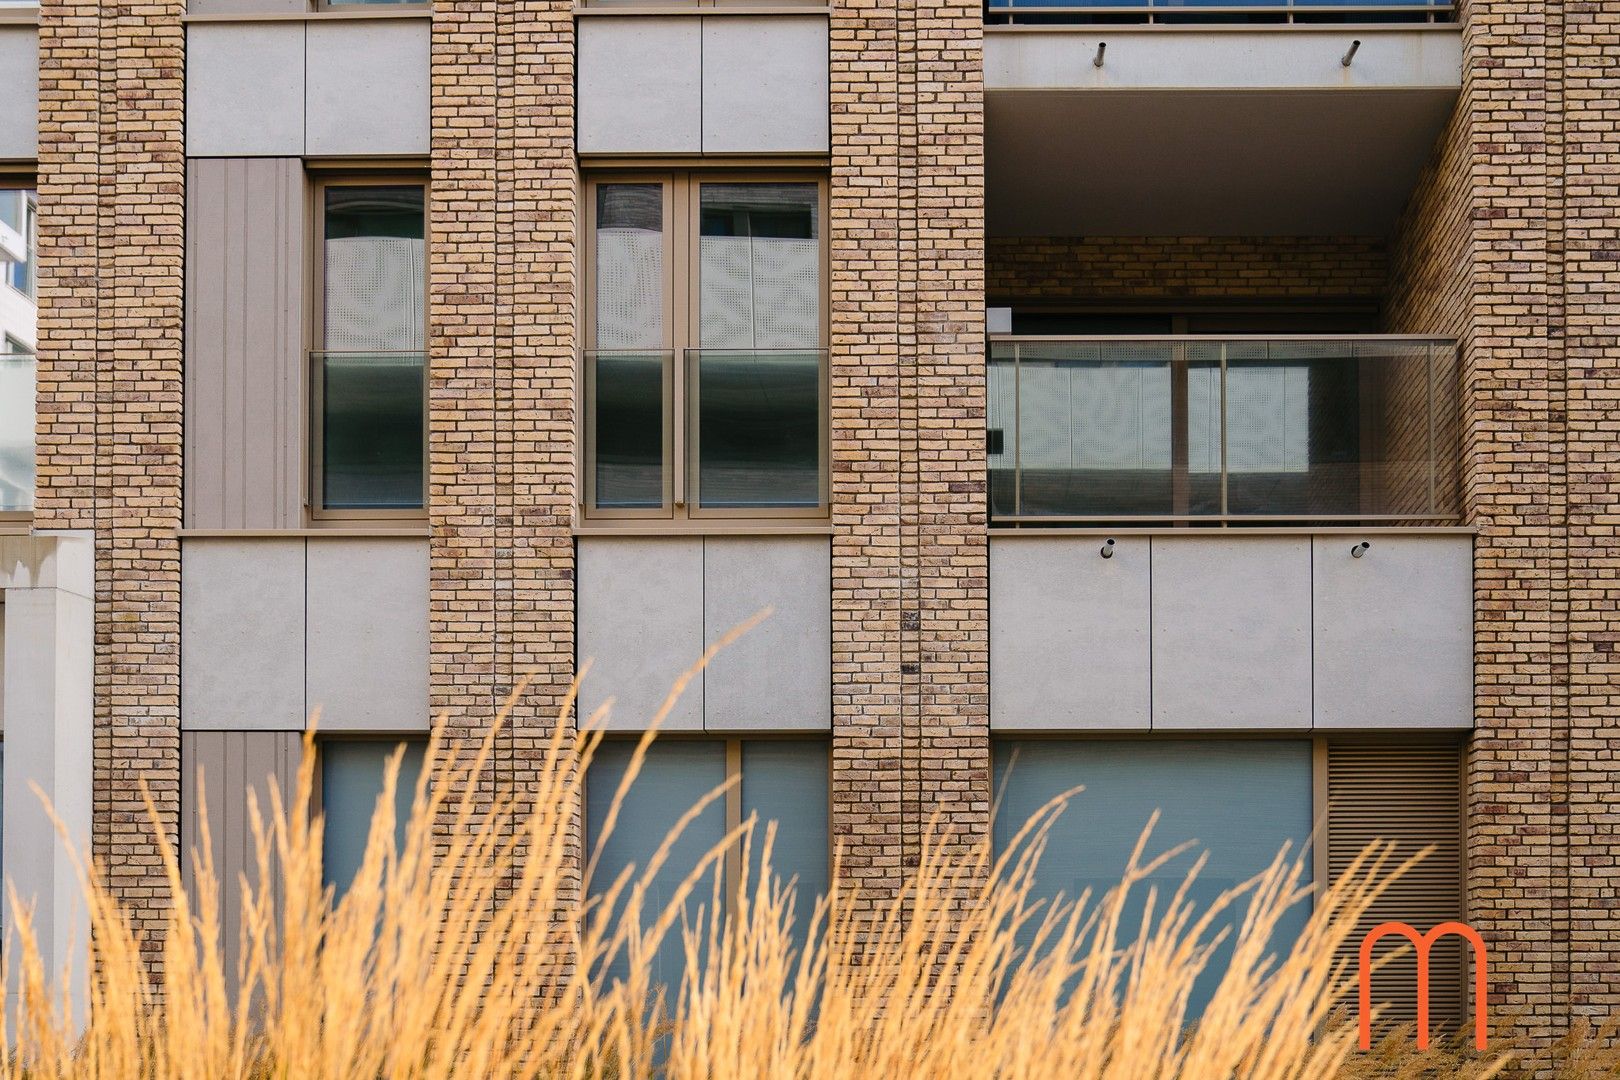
[586,741,728,1000]
[321,739,426,900]
[698,183,820,350]
[322,352,425,510]
[740,741,829,963]
[595,184,665,351]
[1,188,37,300]
[693,350,821,509]
[592,352,667,510]
[992,739,1312,1018]
[0,348,33,513]
[1012,341,1179,518]
[323,185,425,353]
[987,344,1018,518]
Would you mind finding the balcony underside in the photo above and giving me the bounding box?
[985,28,1462,236]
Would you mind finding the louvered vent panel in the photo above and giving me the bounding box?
[1327,740,1465,1034]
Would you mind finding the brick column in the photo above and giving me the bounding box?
[429,0,578,911]
[35,0,185,971]
[829,0,987,910]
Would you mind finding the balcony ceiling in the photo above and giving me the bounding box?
[984,28,1462,237]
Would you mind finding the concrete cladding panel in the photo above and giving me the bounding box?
[576,17,702,154]
[703,536,831,731]
[989,536,1150,731]
[700,17,829,153]
[305,539,430,733]
[577,537,705,732]
[305,19,431,156]
[181,539,306,730]
[1312,533,1473,728]
[0,26,38,160]
[1151,536,1313,730]
[185,24,305,157]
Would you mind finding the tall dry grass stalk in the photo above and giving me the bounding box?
[0,676,1500,1079]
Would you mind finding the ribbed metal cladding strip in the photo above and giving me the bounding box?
[1327,739,1466,1034]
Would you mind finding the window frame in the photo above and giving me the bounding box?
[0,174,36,528]
[307,172,431,523]
[581,170,830,527]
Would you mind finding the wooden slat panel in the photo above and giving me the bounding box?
[184,158,304,529]
[1327,738,1465,1034]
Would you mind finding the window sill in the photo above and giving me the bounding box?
[574,4,829,15]
[177,526,430,539]
[181,7,429,23]
[573,521,833,537]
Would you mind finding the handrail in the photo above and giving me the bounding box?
[987,335,1460,527]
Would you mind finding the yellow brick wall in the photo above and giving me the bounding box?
[35,0,185,970]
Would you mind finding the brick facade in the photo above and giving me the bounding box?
[35,0,185,968]
[428,0,579,907]
[829,0,989,910]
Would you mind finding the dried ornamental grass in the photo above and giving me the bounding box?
[0,667,1506,1079]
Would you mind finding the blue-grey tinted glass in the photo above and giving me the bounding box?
[586,741,728,998]
[697,183,819,351]
[321,351,425,510]
[694,349,821,509]
[740,740,829,960]
[594,184,664,351]
[321,739,426,900]
[322,186,424,353]
[0,348,34,512]
[991,740,1312,1017]
[592,352,666,509]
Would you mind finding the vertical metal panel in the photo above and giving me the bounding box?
[184,158,304,530]
[180,730,301,993]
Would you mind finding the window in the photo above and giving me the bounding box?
[312,180,426,517]
[585,738,829,995]
[992,739,1314,1018]
[0,336,32,516]
[320,738,426,900]
[584,173,828,522]
[0,188,36,301]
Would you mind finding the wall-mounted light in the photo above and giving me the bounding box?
[1351,541,1371,559]
[1101,538,1116,559]
[1094,42,1107,68]
[1342,39,1361,67]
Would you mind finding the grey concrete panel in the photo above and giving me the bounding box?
[305,20,430,157]
[182,539,307,731]
[3,548,94,1024]
[0,27,37,160]
[700,16,828,153]
[990,537,1150,731]
[577,17,701,154]
[702,537,830,731]
[1312,534,1473,729]
[185,158,305,530]
[1151,536,1313,730]
[578,538,704,732]
[305,539,429,733]
[186,24,305,157]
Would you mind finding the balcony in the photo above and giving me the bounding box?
[987,336,1459,526]
[986,0,1452,25]
[0,346,33,515]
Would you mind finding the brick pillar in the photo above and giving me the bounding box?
[428,0,578,908]
[829,0,987,910]
[35,0,185,970]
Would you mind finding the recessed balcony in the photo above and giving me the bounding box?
[987,335,1459,527]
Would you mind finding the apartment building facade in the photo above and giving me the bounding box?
[0,0,1606,1054]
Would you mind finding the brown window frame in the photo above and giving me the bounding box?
[581,169,830,527]
[307,172,430,524]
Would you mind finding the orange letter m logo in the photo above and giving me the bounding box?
[1357,921,1487,1051]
